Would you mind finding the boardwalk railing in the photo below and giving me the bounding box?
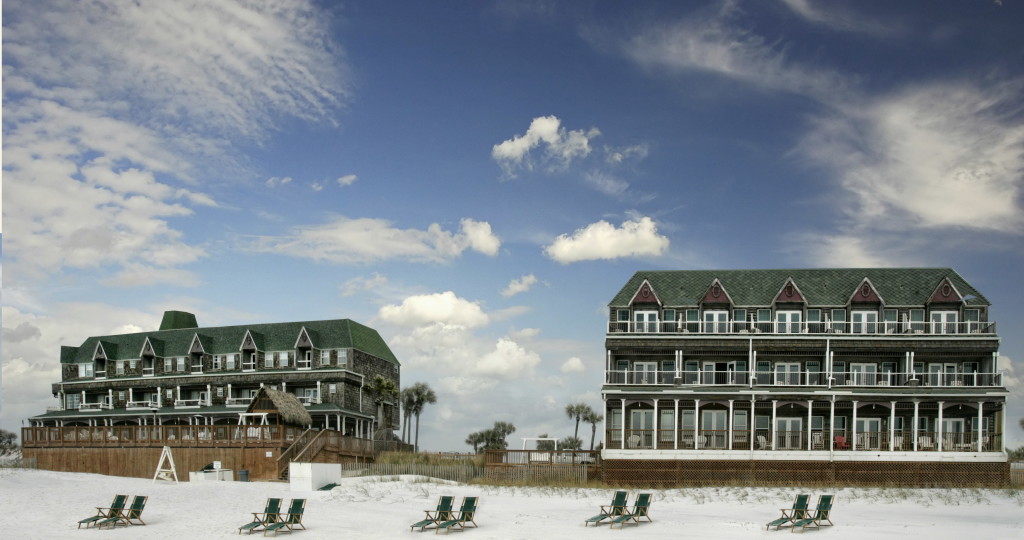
[21,424,370,451]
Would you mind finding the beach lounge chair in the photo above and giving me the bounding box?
[791,495,834,533]
[584,490,628,527]
[263,498,306,537]
[78,494,128,529]
[239,498,282,535]
[765,494,809,530]
[609,493,652,529]
[98,495,148,528]
[435,496,479,535]
[411,495,455,532]
[834,435,850,450]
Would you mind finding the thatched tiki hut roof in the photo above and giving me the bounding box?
[245,387,313,427]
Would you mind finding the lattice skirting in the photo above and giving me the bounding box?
[601,459,1009,488]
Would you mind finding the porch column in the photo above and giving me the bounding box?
[673,399,680,450]
[912,401,919,451]
[806,400,813,451]
[937,401,944,452]
[749,349,756,388]
[770,400,777,451]
[206,384,212,405]
[129,388,134,404]
[317,381,322,403]
[728,400,734,451]
[750,396,756,456]
[829,398,835,454]
[890,401,896,452]
[694,399,701,449]
[227,383,232,400]
[282,382,287,393]
[620,401,626,450]
[176,385,181,402]
[108,389,113,406]
[977,402,984,452]
[653,399,659,450]
[82,390,86,406]
[851,401,858,451]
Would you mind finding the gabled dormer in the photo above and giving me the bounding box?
[700,278,734,306]
[629,279,662,307]
[294,327,315,349]
[849,277,884,305]
[773,278,806,305]
[239,329,263,351]
[928,276,964,305]
[189,333,208,355]
[140,337,155,357]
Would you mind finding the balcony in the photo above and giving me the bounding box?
[78,401,113,411]
[295,395,321,406]
[126,400,159,410]
[225,397,253,407]
[142,367,155,377]
[608,320,997,336]
[605,369,1004,388]
[173,398,209,409]
[607,429,1001,453]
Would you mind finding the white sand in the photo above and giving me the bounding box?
[1,468,1021,539]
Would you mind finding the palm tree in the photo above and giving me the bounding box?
[400,387,417,445]
[366,375,399,432]
[465,430,486,453]
[410,382,437,452]
[583,409,604,451]
[565,402,592,440]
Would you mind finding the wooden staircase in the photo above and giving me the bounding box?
[276,429,330,480]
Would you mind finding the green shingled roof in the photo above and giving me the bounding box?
[610,268,988,308]
[62,318,399,366]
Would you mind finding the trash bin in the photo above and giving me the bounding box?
[238,469,249,482]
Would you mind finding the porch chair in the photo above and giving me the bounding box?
[435,496,479,535]
[584,490,628,526]
[833,436,850,450]
[918,435,935,450]
[77,494,128,529]
[757,435,769,450]
[609,493,652,529]
[239,498,282,535]
[98,495,148,528]
[262,498,306,537]
[411,495,455,532]
[765,493,809,530]
[790,495,834,533]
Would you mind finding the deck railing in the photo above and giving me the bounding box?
[607,429,1001,453]
[609,320,996,336]
[21,424,322,449]
[605,369,1004,388]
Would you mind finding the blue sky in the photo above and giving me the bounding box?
[3,0,1023,451]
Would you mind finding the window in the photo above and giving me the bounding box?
[909,309,925,333]
[755,415,770,430]
[732,309,747,332]
[166,389,174,399]
[930,311,958,334]
[831,309,847,333]
[883,309,898,334]
[328,383,337,394]
[659,409,674,442]
[733,411,748,432]
[164,358,172,372]
[775,311,802,333]
[806,361,821,385]
[129,359,137,369]
[610,410,623,442]
[298,350,312,369]
[116,361,125,376]
[78,363,94,378]
[216,386,224,397]
[226,354,237,370]
[757,309,772,332]
[634,311,659,333]
[774,362,801,385]
[833,416,847,431]
[685,309,700,332]
[321,349,332,366]
[279,351,292,367]
[850,363,878,385]
[632,361,658,384]
[807,309,822,333]
[264,353,274,369]
[213,355,222,370]
[703,310,728,333]
[964,309,980,333]
[663,309,677,331]
[615,309,630,332]
[851,311,878,334]
[117,391,126,401]
[176,356,186,372]
[66,394,81,409]
[338,349,349,368]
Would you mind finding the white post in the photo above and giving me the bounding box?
[829,398,835,455]
[807,400,813,451]
[620,400,626,450]
[913,401,919,451]
[673,398,680,450]
[728,400,734,451]
[653,398,658,450]
[977,402,984,452]
[890,401,896,451]
[937,401,944,451]
[852,401,858,451]
[157,387,162,407]
[227,383,232,401]
[694,399,701,449]
[129,388,134,404]
[771,400,777,451]
[206,384,211,406]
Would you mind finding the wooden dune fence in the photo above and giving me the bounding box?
[339,462,484,483]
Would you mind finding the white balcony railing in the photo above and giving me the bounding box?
[295,395,321,405]
[225,397,253,407]
[605,369,1004,388]
[142,367,155,376]
[78,401,113,411]
[173,398,209,408]
[126,400,159,409]
[609,320,997,336]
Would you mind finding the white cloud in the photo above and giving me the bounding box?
[337,174,358,186]
[492,115,600,177]
[340,273,390,297]
[779,0,898,36]
[583,171,630,197]
[621,5,847,102]
[248,216,502,264]
[265,176,294,188]
[477,338,542,378]
[560,357,585,373]
[2,1,348,287]
[544,217,670,264]
[378,292,489,328]
[604,144,649,165]
[501,274,539,297]
[796,81,1024,233]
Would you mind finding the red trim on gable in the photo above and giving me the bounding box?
[701,281,732,304]
[851,280,882,303]
[774,280,805,304]
[929,278,962,303]
[631,282,660,305]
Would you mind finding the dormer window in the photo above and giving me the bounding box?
[78,363,94,378]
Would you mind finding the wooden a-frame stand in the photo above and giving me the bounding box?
[152,445,179,484]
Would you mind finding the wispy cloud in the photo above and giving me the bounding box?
[501,274,539,297]
[247,217,501,264]
[544,216,670,264]
[2,0,348,287]
[492,115,600,177]
[778,0,900,37]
